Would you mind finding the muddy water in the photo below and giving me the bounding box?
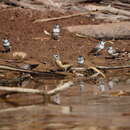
[0,77,130,130]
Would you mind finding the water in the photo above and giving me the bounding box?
[0,76,130,130]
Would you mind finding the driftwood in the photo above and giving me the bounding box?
[0,81,74,96]
[89,12,130,22]
[47,81,74,95]
[97,65,130,70]
[71,65,130,71]
[33,11,98,23]
[85,4,130,16]
[66,22,130,40]
[0,86,44,94]
[0,64,66,79]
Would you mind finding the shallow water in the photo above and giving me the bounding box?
[0,76,130,130]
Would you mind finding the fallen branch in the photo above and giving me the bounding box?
[85,5,130,16]
[0,64,66,79]
[0,81,74,96]
[33,11,97,23]
[0,86,44,94]
[47,81,74,95]
[97,65,130,70]
[71,65,130,71]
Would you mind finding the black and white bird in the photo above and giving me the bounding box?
[52,24,60,40]
[89,40,106,55]
[107,46,119,57]
[2,39,11,52]
[77,56,85,66]
[53,54,72,72]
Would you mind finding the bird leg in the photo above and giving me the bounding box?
[87,66,105,78]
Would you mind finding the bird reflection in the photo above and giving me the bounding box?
[79,81,85,93]
[89,40,106,55]
[98,78,106,92]
[52,94,61,105]
[77,56,85,66]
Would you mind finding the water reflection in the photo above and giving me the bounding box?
[98,78,106,92]
[79,80,85,93]
[97,77,119,92]
[0,76,130,130]
[108,80,114,90]
[52,94,61,105]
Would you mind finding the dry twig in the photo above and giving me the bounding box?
[71,65,130,71]
[0,64,66,78]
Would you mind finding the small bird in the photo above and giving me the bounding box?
[20,64,39,70]
[107,46,119,57]
[2,38,11,52]
[53,54,72,72]
[52,24,60,40]
[89,40,106,55]
[77,56,85,66]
